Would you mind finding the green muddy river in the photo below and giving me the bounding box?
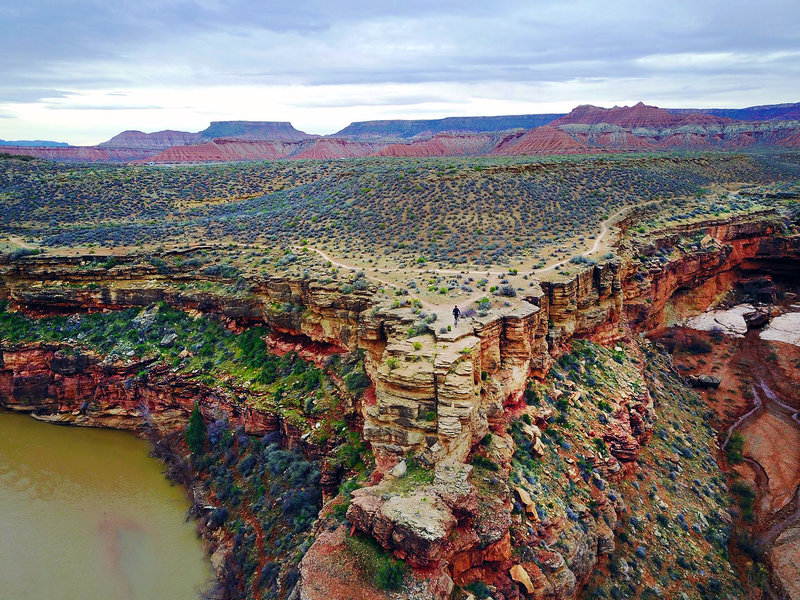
[0,411,210,599]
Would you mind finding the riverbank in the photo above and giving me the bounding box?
[0,410,210,600]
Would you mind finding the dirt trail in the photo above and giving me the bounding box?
[294,203,639,320]
[242,512,267,600]
[723,380,765,448]
[758,379,800,426]
[714,331,800,555]
[537,204,636,274]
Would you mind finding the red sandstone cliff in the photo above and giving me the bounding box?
[2,210,800,600]
[492,126,588,155]
[552,102,734,128]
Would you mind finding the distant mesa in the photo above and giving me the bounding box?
[3,102,800,164]
[333,114,565,140]
[197,121,315,142]
[98,130,201,150]
[0,139,69,147]
[98,121,315,150]
[668,101,800,122]
[552,101,733,128]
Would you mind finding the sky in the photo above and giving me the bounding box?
[1,0,799,145]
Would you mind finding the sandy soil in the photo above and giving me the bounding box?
[739,410,800,513]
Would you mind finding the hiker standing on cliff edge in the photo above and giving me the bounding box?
[453,305,461,327]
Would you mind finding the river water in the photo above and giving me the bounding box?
[0,411,210,600]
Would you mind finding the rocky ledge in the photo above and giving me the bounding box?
[2,208,800,599]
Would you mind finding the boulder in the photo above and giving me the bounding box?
[521,422,546,457]
[346,486,458,567]
[515,486,538,519]
[687,374,721,389]
[743,310,769,329]
[382,493,457,565]
[160,332,178,347]
[433,463,478,518]
[510,564,535,594]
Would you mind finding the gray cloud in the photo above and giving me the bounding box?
[2,1,798,92]
[293,94,464,108]
[44,103,167,111]
[0,89,73,103]
[1,0,799,140]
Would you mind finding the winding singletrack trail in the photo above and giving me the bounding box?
[537,204,636,274]
[293,202,639,322]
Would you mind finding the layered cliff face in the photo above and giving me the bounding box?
[621,211,800,330]
[2,211,797,468]
[2,207,800,600]
[98,129,201,150]
[0,344,278,434]
[0,257,371,350]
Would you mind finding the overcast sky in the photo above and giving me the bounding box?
[1,0,799,144]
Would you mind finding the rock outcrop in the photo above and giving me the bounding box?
[98,129,201,150]
[492,126,587,155]
[0,344,279,435]
[2,207,800,600]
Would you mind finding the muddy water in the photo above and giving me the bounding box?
[0,411,210,599]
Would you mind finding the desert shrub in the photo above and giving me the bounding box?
[470,455,499,472]
[726,432,745,464]
[8,247,40,260]
[209,506,229,527]
[345,368,370,393]
[570,255,596,266]
[344,533,406,591]
[465,581,492,599]
[731,480,756,522]
[496,284,516,297]
[238,453,257,476]
[201,263,240,278]
[686,336,712,354]
[185,403,206,454]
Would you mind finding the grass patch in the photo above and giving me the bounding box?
[344,533,406,591]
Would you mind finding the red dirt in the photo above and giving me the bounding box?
[376,133,496,157]
[552,102,733,128]
[146,139,302,162]
[98,129,200,149]
[492,126,588,155]
[291,138,382,160]
[780,130,800,148]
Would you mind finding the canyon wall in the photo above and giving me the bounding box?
[2,211,800,600]
[0,344,278,434]
[2,212,799,467]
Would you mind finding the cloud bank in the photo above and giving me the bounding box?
[1,0,798,144]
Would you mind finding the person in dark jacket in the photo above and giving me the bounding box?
[453,305,461,327]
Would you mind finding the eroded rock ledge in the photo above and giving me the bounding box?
[2,210,799,600]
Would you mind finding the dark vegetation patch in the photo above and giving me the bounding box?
[343,533,407,592]
[0,302,360,434]
[192,419,322,599]
[3,153,799,268]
